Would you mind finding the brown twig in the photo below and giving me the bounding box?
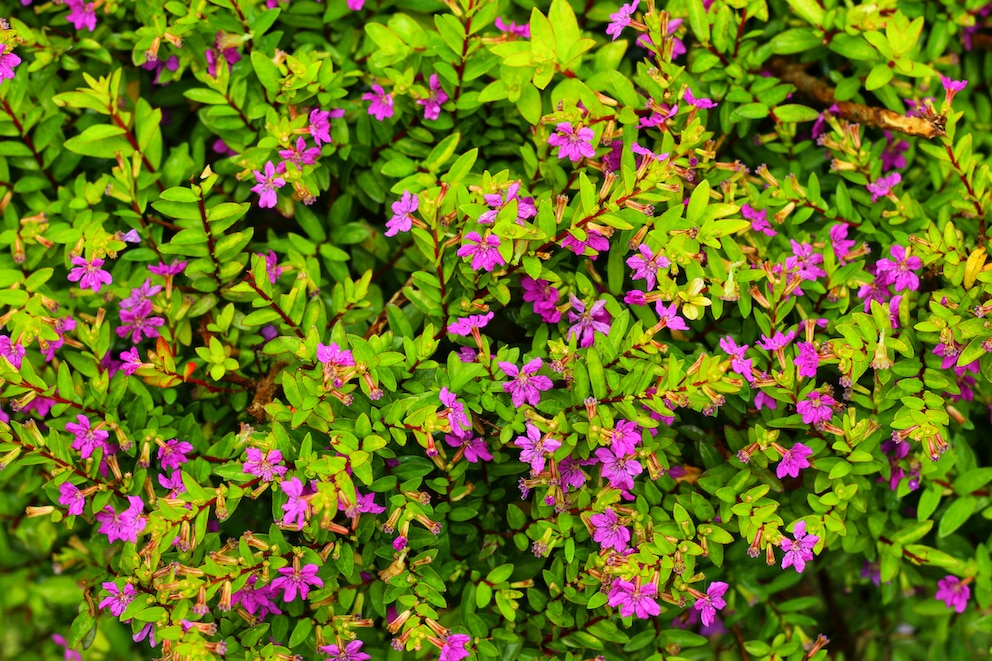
[365,276,413,340]
[246,361,287,422]
[769,58,945,139]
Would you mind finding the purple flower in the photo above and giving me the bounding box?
[58,482,86,516]
[417,74,449,120]
[320,640,370,661]
[0,44,22,81]
[116,299,165,343]
[52,634,82,661]
[99,582,137,617]
[317,341,355,367]
[940,76,968,106]
[626,245,670,290]
[95,496,147,544]
[149,260,187,276]
[606,0,640,41]
[684,89,718,109]
[866,172,901,202]
[610,420,641,456]
[457,232,505,271]
[280,477,309,529]
[66,0,97,31]
[498,358,553,408]
[386,190,418,237]
[271,563,323,602]
[781,520,819,573]
[595,446,643,491]
[796,391,835,426]
[0,335,26,369]
[777,442,812,479]
[562,228,610,259]
[158,439,193,471]
[439,634,471,661]
[279,137,321,167]
[786,241,826,281]
[479,182,536,225]
[514,424,561,474]
[548,122,597,162]
[654,301,688,331]
[440,387,472,437]
[795,342,819,378]
[754,391,777,410]
[758,330,796,352]
[608,578,660,618]
[444,434,492,463]
[241,448,287,482]
[521,276,561,322]
[258,249,283,283]
[694,582,729,627]
[743,204,776,237]
[830,224,856,262]
[448,312,494,336]
[875,245,922,292]
[567,295,611,348]
[66,415,110,459]
[362,84,394,121]
[936,575,970,613]
[67,256,113,292]
[347,0,365,9]
[340,489,386,520]
[495,18,530,38]
[252,161,286,209]
[881,130,909,172]
[231,576,282,619]
[631,142,669,164]
[590,507,630,552]
[158,470,186,496]
[719,337,754,382]
[309,108,333,146]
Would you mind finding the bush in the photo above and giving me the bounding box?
[1,0,992,659]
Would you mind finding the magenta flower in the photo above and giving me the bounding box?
[479,182,536,225]
[347,0,365,9]
[631,142,669,164]
[786,241,826,281]
[562,228,611,259]
[271,563,323,602]
[58,482,86,516]
[231,576,282,619]
[309,108,332,146]
[514,423,560,474]
[866,172,901,202]
[610,420,642,456]
[99,582,137,617]
[547,122,596,162]
[777,442,813,479]
[279,137,321,167]
[320,640,370,661]
[95,496,147,544]
[440,387,472,437]
[796,391,835,426]
[158,439,193,471]
[875,245,922,292]
[595,446,643,492]
[606,0,640,41]
[758,330,796,352]
[417,74,449,120]
[694,582,729,627]
[626,244,670,290]
[117,299,165,343]
[448,312,494,336]
[445,434,492,463]
[684,88,718,109]
[149,259,187,276]
[457,232,505,271]
[521,276,561,322]
[0,335,26,369]
[590,507,630,552]
[781,520,819,573]
[936,575,970,613]
[881,130,909,172]
[754,391,777,410]
[498,358,554,408]
[251,161,286,209]
[280,477,309,529]
[158,470,186,497]
[0,44,22,81]
[567,295,611,348]
[317,341,355,367]
[362,84,394,121]
[795,342,819,378]
[940,76,968,106]
[439,634,471,661]
[66,415,110,459]
[66,0,97,31]
[241,448,287,482]
[654,301,688,331]
[719,337,754,382]
[608,578,660,618]
[830,224,856,262]
[340,489,386,520]
[386,190,418,237]
[67,256,113,292]
[495,17,530,38]
[258,249,283,283]
[743,203,776,237]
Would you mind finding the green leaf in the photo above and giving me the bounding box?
[63,124,135,159]
[938,496,977,538]
[487,564,514,584]
[424,132,460,173]
[774,104,820,122]
[769,29,821,54]
[731,103,769,120]
[865,64,894,91]
[956,468,992,496]
[829,35,877,61]
[687,0,710,44]
[787,0,824,26]
[288,618,313,647]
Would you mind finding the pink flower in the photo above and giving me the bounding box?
[547,122,596,162]
[758,330,796,352]
[320,640,370,661]
[626,244,670,290]
[719,337,753,382]
[693,582,729,627]
[362,84,394,121]
[940,76,968,106]
[67,256,113,292]
[514,424,560,474]
[606,0,640,41]
[608,578,660,618]
[66,415,110,459]
[595,446,642,492]
[347,0,365,9]
[830,224,856,262]
[271,563,323,602]
[498,358,553,408]
[796,391,835,426]
[280,477,309,529]
[590,507,630,552]
[279,137,321,167]
[936,575,970,613]
[95,496,147,544]
[457,232,505,271]
[743,204,775,237]
[521,277,560,322]
[777,442,812,479]
[438,634,471,661]
[231,576,282,619]
[58,482,86,516]
[0,44,22,81]
[684,88,717,108]
[448,312,494,336]
[567,295,611,348]
[875,245,922,292]
[562,228,610,259]
[654,301,688,331]
[309,108,333,146]
[158,439,193,471]
[866,172,901,202]
[99,582,137,617]
[149,260,187,276]
[251,161,286,209]
[795,342,819,378]
[243,448,288,482]
[754,390,777,410]
[386,190,418,237]
[495,18,530,39]
[444,434,492,463]
[781,520,819,573]
[440,387,472,437]
[65,0,97,31]
[417,74,449,120]
[881,130,909,172]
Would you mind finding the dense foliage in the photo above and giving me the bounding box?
[2,0,992,660]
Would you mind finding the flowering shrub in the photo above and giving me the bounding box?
[3,0,992,660]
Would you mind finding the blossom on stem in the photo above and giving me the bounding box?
[68,256,113,292]
[320,640,370,661]
[514,424,560,474]
[940,76,968,106]
[875,245,922,292]
[0,44,22,81]
[99,582,137,617]
[251,161,286,209]
[719,337,753,382]
[158,439,193,471]
[386,190,418,237]
[66,0,97,31]
[309,108,341,146]
[440,387,472,437]
[781,520,819,573]
[595,446,642,492]
[562,228,610,258]
[95,496,147,544]
[567,295,611,348]
[830,224,857,262]
[626,244,670,290]
[438,634,471,661]
[684,88,718,109]
[796,391,835,426]
[590,507,630,552]
[447,312,494,337]
[0,335,26,369]
[66,415,110,459]
[495,18,530,38]
[521,277,561,323]
[866,172,901,202]
[279,137,321,167]
[777,442,812,479]
[654,301,688,331]
[693,582,729,627]
[457,232,505,271]
[231,576,282,619]
[795,342,819,378]
[280,477,309,529]
[935,576,970,613]
[606,0,640,41]
[881,130,909,171]
[444,434,492,463]
[608,578,660,618]
[271,563,323,602]
[479,182,536,225]
[547,122,596,162]
[758,330,796,352]
[417,74,449,120]
[743,204,776,237]
[58,482,86,516]
[498,358,553,408]
[362,84,394,121]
